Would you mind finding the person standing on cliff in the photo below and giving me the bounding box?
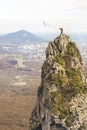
[59,28,63,35]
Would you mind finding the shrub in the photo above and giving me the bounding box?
[50,68,86,118]
[51,73,68,88]
[50,91,70,118]
[66,42,82,62]
[66,68,85,96]
[53,54,64,66]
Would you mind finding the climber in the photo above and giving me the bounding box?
[59,28,63,35]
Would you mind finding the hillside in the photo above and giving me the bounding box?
[0,30,45,44]
[30,33,87,130]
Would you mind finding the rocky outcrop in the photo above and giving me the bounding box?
[29,34,87,130]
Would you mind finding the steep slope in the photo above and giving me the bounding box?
[30,34,87,130]
[0,30,45,44]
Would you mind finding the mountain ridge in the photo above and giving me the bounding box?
[0,30,45,44]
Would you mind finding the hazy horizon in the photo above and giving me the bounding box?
[0,29,87,36]
[0,0,87,34]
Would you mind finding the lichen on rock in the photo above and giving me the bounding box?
[29,34,87,130]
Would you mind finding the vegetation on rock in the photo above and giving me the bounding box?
[50,73,68,88]
[66,41,82,62]
[30,34,87,130]
[53,54,64,66]
[50,66,86,119]
[50,90,70,119]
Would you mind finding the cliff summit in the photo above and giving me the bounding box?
[30,33,87,130]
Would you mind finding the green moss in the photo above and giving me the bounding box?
[66,42,82,62]
[66,68,85,96]
[50,91,70,118]
[53,54,64,66]
[50,68,86,119]
[51,73,68,88]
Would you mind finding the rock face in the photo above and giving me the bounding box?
[29,34,87,130]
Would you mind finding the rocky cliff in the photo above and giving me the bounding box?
[29,34,87,130]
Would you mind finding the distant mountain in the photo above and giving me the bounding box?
[0,30,45,44]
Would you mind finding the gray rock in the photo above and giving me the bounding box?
[29,34,87,130]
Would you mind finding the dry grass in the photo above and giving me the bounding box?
[0,92,37,130]
[0,57,42,130]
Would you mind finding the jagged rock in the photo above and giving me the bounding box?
[29,34,87,130]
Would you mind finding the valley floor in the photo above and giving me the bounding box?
[0,56,42,130]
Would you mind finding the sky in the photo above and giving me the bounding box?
[0,0,87,34]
